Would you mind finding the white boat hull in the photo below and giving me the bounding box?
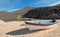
[25,24,57,31]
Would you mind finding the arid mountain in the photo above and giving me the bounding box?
[0,11,9,18]
[0,7,33,18]
[22,4,60,19]
[0,4,60,19]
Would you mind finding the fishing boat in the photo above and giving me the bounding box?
[25,21,57,31]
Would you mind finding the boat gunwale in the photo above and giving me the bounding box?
[25,22,56,26]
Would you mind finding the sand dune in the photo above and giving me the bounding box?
[0,20,60,37]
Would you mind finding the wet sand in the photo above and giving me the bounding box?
[0,20,60,37]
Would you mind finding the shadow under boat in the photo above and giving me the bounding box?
[6,28,46,35]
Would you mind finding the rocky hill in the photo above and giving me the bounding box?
[22,4,60,19]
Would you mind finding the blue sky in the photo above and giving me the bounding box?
[0,0,60,12]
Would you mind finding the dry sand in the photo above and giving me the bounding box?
[0,20,60,37]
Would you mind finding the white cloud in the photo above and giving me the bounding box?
[7,9,21,12]
[35,1,41,5]
[34,0,45,5]
[48,1,60,6]
[34,0,52,5]
[33,0,60,7]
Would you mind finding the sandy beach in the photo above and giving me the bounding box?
[0,20,60,37]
